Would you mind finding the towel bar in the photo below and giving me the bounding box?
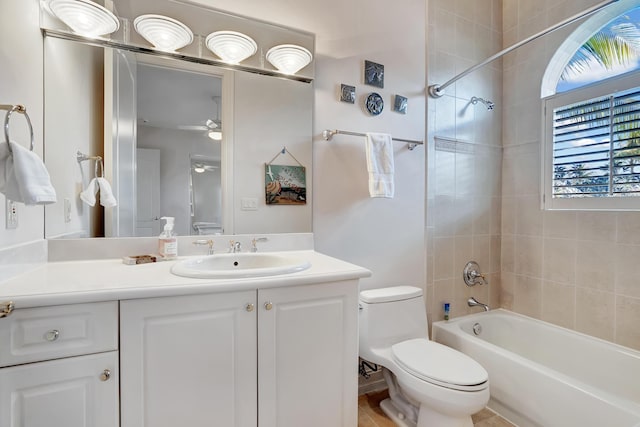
[322,129,423,150]
[1,104,34,154]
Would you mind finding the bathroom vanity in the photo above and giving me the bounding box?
[0,250,370,427]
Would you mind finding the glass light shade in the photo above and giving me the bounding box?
[266,44,312,75]
[48,0,119,37]
[133,14,193,52]
[208,130,223,141]
[205,31,257,64]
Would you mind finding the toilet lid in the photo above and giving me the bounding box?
[391,338,488,392]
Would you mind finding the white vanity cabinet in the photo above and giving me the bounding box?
[0,302,119,427]
[119,279,359,427]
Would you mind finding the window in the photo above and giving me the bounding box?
[543,71,640,210]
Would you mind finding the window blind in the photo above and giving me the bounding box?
[552,86,640,198]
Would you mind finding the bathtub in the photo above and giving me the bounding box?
[432,309,640,427]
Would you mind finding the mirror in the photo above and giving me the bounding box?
[44,37,313,238]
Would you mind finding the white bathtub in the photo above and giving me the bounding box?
[432,309,640,427]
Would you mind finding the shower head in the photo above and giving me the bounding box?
[470,96,495,110]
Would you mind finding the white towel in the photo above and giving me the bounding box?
[0,141,57,205]
[365,132,394,198]
[97,177,117,208]
[80,177,98,207]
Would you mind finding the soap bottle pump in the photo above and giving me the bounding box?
[158,216,178,260]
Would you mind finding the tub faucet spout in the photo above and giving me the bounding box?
[468,297,489,312]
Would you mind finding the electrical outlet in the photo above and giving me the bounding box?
[5,199,18,229]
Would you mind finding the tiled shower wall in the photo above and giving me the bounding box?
[426,0,503,324]
[501,0,640,351]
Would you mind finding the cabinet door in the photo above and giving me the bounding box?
[120,291,257,427]
[0,351,118,427]
[258,280,358,427]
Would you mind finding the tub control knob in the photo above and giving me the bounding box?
[264,302,273,311]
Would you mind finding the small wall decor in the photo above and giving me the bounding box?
[393,95,408,114]
[364,60,384,88]
[365,92,384,116]
[265,147,307,205]
[340,84,356,104]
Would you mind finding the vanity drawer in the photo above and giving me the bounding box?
[0,301,118,367]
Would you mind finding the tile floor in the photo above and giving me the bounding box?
[358,390,516,427]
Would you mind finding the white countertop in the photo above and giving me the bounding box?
[0,250,371,308]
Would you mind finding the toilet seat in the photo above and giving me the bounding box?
[391,338,488,392]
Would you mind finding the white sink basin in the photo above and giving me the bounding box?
[171,252,311,279]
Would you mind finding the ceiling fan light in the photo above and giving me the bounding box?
[266,44,312,75]
[208,130,223,141]
[47,0,119,37]
[134,14,193,52]
[205,31,257,64]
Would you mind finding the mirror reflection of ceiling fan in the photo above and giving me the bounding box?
[192,163,219,173]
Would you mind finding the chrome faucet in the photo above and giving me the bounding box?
[467,297,489,312]
[193,239,214,255]
[229,240,242,253]
[250,237,268,252]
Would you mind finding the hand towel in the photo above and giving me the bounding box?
[365,132,394,198]
[80,177,98,207]
[0,141,57,205]
[97,177,117,208]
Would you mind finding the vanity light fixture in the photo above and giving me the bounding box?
[205,31,257,64]
[47,0,119,37]
[266,44,312,75]
[133,14,193,52]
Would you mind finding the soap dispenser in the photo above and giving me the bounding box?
[158,216,178,260]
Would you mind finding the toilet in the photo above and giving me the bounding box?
[359,286,489,427]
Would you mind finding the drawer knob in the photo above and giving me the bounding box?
[45,329,60,342]
[246,303,255,312]
[264,301,273,311]
[100,369,111,382]
[0,301,14,318]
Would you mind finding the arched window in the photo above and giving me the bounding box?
[541,2,640,210]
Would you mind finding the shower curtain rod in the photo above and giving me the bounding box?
[428,0,620,98]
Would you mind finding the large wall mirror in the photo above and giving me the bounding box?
[42,3,313,239]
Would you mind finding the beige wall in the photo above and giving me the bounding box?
[502,0,640,351]
[426,0,503,324]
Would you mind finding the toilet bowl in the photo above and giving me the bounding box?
[359,286,489,427]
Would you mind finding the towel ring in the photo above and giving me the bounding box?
[4,105,34,154]
[95,158,104,178]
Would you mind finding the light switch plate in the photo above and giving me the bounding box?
[240,197,258,211]
[5,199,18,229]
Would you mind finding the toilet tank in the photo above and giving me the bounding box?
[359,286,429,359]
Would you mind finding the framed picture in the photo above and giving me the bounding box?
[265,164,307,205]
[340,84,356,103]
[364,60,384,88]
[394,95,408,114]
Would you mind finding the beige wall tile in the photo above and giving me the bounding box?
[490,235,501,273]
[576,211,616,242]
[542,238,576,285]
[615,296,640,351]
[543,210,577,239]
[473,235,492,274]
[501,272,515,310]
[513,275,542,319]
[434,237,455,280]
[575,242,615,292]
[615,244,640,299]
[501,197,515,235]
[616,212,640,245]
[575,288,615,342]
[515,235,543,278]
[501,234,515,273]
[542,281,575,329]
[515,195,543,236]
